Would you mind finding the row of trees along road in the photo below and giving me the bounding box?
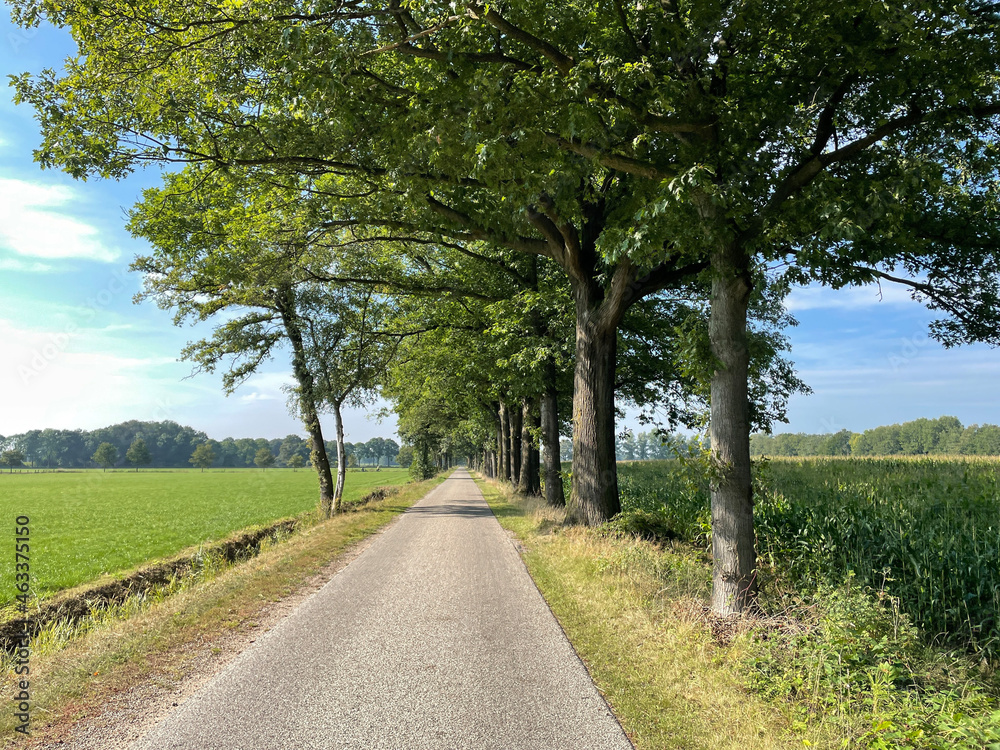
[13,1,1000,615]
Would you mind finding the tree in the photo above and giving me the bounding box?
[127,174,352,516]
[823,430,852,457]
[92,443,117,472]
[395,445,414,469]
[354,441,371,471]
[1,450,25,474]
[365,437,386,469]
[287,454,305,471]
[125,437,152,472]
[190,443,215,472]
[382,439,400,467]
[254,448,275,470]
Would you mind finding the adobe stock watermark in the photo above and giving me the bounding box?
[887,331,929,373]
[819,417,843,434]
[18,268,131,385]
[7,24,39,54]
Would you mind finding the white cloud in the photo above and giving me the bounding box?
[0,257,54,273]
[0,177,119,262]
[239,392,277,402]
[0,315,399,439]
[785,282,916,312]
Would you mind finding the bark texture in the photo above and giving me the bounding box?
[499,403,511,482]
[518,397,541,495]
[509,403,523,487]
[569,306,620,525]
[332,400,347,514]
[540,386,565,506]
[708,241,758,615]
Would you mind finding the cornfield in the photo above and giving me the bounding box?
[616,457,1000,659]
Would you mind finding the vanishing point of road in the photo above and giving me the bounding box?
[132,469,633,749]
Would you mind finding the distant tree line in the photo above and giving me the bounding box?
[751,417,1000,457]
[559,431,704,462]
[0,421,401,470]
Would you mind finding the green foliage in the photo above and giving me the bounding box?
[0,450,25,473]
[254,448,275,470]
[601,508,680,544]
[408,445,437,481]
[618,458,1000,660]
[91,442,117,471]
[125,437,152,470]
[4,421,286,469]
[751,417,1000,457]
[286,454,305,470]
[189,443,216,471]
[395,445,414,469]
[746,583,1000,749]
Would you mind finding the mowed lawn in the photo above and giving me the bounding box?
[0,468,410,605]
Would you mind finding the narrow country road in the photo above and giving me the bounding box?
[131,469,633,750]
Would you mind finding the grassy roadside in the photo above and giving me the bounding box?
[0,473,446,746]
[475,475,849,750]
[475,476,822,749]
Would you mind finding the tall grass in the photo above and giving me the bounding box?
[616,458,1000,660]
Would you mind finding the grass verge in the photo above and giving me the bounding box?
[0,474,446,746]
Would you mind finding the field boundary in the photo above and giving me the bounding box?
[0,516,301,652]
[0,484,403,652]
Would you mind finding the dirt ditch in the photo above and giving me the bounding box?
[0,517,300,652]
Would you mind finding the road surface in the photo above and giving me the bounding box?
[132,469,632,749]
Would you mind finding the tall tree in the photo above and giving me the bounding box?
[1,449,25,474]
[129,172,353,515]
[299,286,400,509]
[254,447,276,470]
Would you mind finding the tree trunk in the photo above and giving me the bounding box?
[540,361,566,507]
[499,403,511,482]
[518,397,540,495]
[276,287,336,518]
[709,241,758,616]
[332,400,347,515]
[530,436,541,495]
[569,309,620,525]
[509,403,523,487]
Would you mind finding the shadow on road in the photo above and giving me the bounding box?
[406,503,492,518]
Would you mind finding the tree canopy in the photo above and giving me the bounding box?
[10,0,1000,613]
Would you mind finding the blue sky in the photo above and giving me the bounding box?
[2,15,998,443]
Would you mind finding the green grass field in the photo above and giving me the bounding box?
[0,468,410,605]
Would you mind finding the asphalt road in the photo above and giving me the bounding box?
[131,469,633,750]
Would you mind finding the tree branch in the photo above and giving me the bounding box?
[425,196,552,256]
[467,3,574,74]
[545,134,672,180]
